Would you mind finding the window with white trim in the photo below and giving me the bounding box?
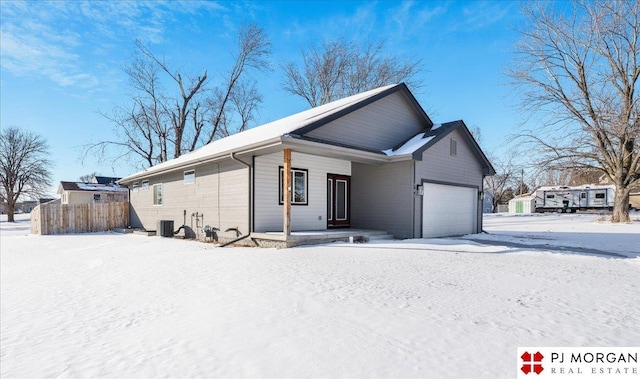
[279,167,308,205]
[153,183,163,205]
[184,170,195,184]
[450,138,457,156]
[142,180,149,190]
[132,182,139,191]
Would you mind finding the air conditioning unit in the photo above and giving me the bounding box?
[157,220,174,237]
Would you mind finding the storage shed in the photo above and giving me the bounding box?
[509,195,536,214]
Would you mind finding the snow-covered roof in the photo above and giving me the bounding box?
[120,84,399,183]
[382,132,437,156]
[93,176,121,185]
[118,84,496,182]
[58,182,128,193]
[509,195,535,202]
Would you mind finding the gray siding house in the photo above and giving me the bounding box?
[119,83,495,245]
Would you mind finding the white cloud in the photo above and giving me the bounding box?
[388,1,448,40]
[285,2,379,43]
[0,1,225,90]
[0,27,96,89]
[458,1,512,31]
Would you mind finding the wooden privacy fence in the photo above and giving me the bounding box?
[31,202,129,235]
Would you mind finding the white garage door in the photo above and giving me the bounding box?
[422,183,477,238]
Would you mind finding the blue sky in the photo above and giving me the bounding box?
[1,0,524,196]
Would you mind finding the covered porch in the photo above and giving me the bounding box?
[248,146,413,247]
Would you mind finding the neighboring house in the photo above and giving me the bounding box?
[58,182,129,205]
[628,191,640,210]
[119,83,495,244]
[18,201,38,213]
[93,176,122,185]
[482,190,494,213]
[0,200,53,214]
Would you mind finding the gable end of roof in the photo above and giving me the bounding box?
[291,83,433,137]
[411,120,496,175]
[409,121,458,160]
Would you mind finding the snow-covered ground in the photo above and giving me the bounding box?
[1,213,639,378]
[473,212,640,258]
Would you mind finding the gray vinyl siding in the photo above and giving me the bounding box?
[254,151,351,232]
[351,161,415,239]
[414,129,484,235]
[304,91,427,151]
[128,159,249,239]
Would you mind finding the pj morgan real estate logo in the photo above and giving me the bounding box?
[517,347,639,378]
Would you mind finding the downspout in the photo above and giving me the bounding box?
[214,162,220,229]
[228,153,253,247]
[480,173,487,233]
[412,160,418,239]
[127,186,132,228]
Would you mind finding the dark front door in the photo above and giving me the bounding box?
[327,174,350,227]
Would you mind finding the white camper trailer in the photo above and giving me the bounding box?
[534,184,615,213]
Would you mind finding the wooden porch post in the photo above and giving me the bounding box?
[283,148,292,236]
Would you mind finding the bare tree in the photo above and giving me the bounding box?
[85,23,270,168]
[283,40,423,107]
[568,168,604,186]
[531,168,572,188]
[0,127,52,222]
[509,0,640,222]
[207,24,270,143]
[532,167,604,187]
[484,155,519,212]
[79,172,97,183]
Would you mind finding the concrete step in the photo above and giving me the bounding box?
[133,230,157,236]
[368,233,395,241]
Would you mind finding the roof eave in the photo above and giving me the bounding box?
[387,154,416,162]
[119,137,285,184]
[282,136,391,164]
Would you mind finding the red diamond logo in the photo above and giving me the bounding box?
[521,351,544,375]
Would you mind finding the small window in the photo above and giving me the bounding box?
[93,193,101,202]
[142,180,149,190]
[546,194,555,199]
[279,167,308,205]
[154,184,163,205]
[184,170,195,184]
[132,182,139,191]
[450,138,457,156]
[580,192,586,199]
[595,192,605,199]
